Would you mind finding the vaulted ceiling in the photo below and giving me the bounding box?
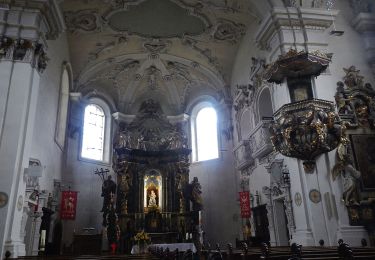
[63,0,263,114]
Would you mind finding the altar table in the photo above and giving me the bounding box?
[149,243,197,253]
[131,243,196,254]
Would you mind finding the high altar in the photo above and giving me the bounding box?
[112,99,202,247]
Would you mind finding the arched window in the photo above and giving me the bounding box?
[81,104,106,161]
[55,64,71,149]
[191,103,219,162]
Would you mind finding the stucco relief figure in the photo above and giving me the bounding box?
[335,82,353,114]
[342,164,361,206]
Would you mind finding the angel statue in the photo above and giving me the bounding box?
[332,134,361,206]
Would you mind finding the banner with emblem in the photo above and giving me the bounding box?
[60,191,78,220]
[239,191,251,218]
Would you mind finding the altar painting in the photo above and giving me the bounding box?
[144,173,162,210]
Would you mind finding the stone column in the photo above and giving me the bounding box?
[0,2,64,257]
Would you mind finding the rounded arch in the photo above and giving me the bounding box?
[256,86,273,124]
[81,89,117,113]
[186,95,219,115]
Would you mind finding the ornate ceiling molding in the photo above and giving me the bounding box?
[212,19,246,44]
[65,9,101,33]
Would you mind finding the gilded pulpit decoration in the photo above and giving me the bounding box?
[270,99,342,172]
[334,66,375,129]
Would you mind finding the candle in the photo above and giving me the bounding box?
[186,233,188,240]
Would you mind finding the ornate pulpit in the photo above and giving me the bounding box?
[113,100,201,250]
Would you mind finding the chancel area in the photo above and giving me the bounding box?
[1,0,375,259]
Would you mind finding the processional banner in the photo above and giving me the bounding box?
[60,191,78,220]
[239,191,251,218]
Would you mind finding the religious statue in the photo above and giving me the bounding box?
[191,177,203,211]
[332,135,361,206]
[148,190,157,207]
[101,175,116,213]
[119,174,131,214]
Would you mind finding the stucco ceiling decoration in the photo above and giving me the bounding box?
[78,52,222,114]
[106,0,209,38]
[63,0,257,114]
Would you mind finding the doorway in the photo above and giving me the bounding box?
[273,199,289,246]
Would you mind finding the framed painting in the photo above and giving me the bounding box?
[350,135,375,191]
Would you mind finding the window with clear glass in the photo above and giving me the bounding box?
[192,106,219,162]
[81,104,105,161]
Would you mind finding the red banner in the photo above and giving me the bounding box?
[60,191,78,220]
[239,191,251,218]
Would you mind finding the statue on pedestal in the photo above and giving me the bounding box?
[101,175,116,213]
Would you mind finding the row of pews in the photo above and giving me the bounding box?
[7,240,375,259]
[149,240,375,260]
[197,241,375,260]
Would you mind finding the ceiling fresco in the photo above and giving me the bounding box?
[63,0,260,114]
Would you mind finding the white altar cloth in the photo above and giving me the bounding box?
[131,243,196,254]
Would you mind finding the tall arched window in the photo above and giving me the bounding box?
[55,64,71,150]
[191,103,219,162]
[81,104,105,161]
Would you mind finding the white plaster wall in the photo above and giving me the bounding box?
[189,135,240,246]
[30,32,71,192]
[61,106,115,247]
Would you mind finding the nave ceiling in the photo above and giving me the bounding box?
[62,0,262,114]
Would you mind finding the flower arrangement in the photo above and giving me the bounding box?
[134,230,150,254]
[134,230,151,244]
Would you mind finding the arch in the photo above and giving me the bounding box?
[256,87,273,124]
[189,98,219,162]
[55,62,73,150]
[239,108,252,140]
[80,97,112,163]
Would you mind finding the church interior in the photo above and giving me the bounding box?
[0,0,375,259]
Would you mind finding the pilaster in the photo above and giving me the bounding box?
[0,1,64,258]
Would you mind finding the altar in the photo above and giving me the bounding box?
[131,243,197,255]
[112,100,202,253]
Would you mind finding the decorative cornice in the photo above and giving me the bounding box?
[255,7,339,51]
